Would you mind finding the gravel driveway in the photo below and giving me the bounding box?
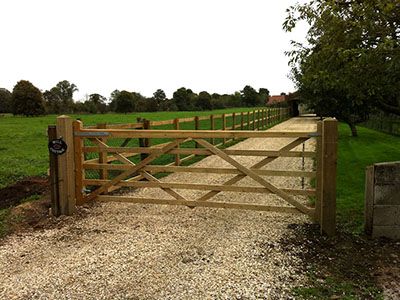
[0,117,317,300]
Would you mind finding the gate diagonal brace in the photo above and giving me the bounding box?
[195,138,312,215]
[196,137,308,202]
[83,138,187,202]
[89,138,188,202]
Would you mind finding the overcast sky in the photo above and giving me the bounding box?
[0,0,308,101]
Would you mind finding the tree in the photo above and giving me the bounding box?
[284,0,400,136]
[240,85,259,107]
[50,80,78,113]
[109,89,121,112]
[43,90,62,114]
[88,93,107,113]
[0,88,12,113]
[196,91,212,110]
[173,87,191,111]
[258,88,270,106]
[153,89,166,103]
[12,80,45,116]
[114,90,135,113]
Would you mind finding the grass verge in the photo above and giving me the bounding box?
[290,123,400,298]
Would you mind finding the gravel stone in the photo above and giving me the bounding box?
[0,117,317,299]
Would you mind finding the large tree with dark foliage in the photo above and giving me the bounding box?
[284,0,400,136]
[240,85,259,107]
[173,87,191,111]
[12,80,45,116]
[0,88,12,113]
[114,90,136,113]
[196,91,212,110]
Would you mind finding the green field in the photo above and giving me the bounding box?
[0,108,264,189]
[336,123,400,233]
[1,110,399,234]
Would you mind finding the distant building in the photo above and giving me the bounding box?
[267,94,288,105]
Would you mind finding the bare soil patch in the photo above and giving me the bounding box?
[0,176,49,209]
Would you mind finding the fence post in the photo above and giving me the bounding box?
[97,123,108,181]
[56,115,76,215]
[174,118,181,165]
[240,112,244,130]
[210,114,215,145]
[194,116,199,148]
[262,109,266,128]
[252,110,256,130]
[315,121,323,223]
[320,118,338,236]
[222,113,226,144]
[73,120,85,205]
[48,125,60,216]
[247,111,250,130]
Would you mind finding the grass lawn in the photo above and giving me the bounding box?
[0,107,264,189]
[336,123,400,233]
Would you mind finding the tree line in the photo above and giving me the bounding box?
[0,80,270,116]
[284,0,400,136]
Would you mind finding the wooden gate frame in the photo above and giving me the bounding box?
[48,115,337,236]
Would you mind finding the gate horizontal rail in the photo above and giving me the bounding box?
[49,113,337,236]
[75,129,317,139]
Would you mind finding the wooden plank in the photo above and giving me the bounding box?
[198,115,209,121]
[97,195,303,214]
[73,121,85,205]
[89,138,188,201]
[83,164,316,178]
[56,115,76,215]
[48,125,60,216]
[97,123,108,181]
[83,139,185,202]
[85,123,143,129]
[179,117,196,123]
[196,138,313,215]
[197,137,309,202]
[84,179,315,195]
[82,146,315,157]
[76,129,317,139]
[150,119,174,126]
[320,118,338,236]
[173,118,180,166]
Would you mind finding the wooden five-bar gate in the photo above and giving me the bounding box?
[48,113,337,235]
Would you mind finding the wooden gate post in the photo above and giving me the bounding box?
[173,118,181,165]
[48,125,60,216]
[319,118,338,236]
[56,115,76,215]
[97,123,108,180]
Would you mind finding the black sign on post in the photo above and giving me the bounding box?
[48,138,67,155]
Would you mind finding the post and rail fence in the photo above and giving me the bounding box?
[48,108,337,236]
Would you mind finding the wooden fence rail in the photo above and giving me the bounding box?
[47,109,338,236]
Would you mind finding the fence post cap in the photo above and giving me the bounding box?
[57,115,71,119]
